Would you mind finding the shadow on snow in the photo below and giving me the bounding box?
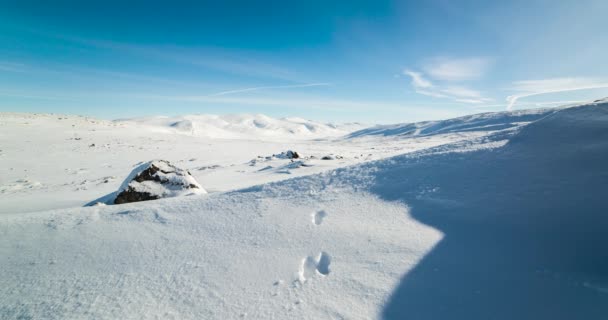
[368,104,608,319]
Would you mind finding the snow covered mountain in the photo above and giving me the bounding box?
[117,113,364,140]
[1,100,607,319]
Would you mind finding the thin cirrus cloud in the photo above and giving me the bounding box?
[403,69,491,104]
[206,83,332,97]
[25,30,302,82]
[0,61,27,73]
[404,70,433,89]
[506,77,608,110]
[423,57,492,81]
[79,38,298,81]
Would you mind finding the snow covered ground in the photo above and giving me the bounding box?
[0,112,504,214]
[1,100,607,319]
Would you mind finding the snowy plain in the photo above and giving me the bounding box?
[0,112,507,214]
[1,100,608,319]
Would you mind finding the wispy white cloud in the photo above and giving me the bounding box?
[207,83,332,97]
[470,100,588,112]
[0,90,77,101]
[415,89,449,99]
[0,60,223,91]
[403,70,433,88]
[0,62,27,73]
[40,33,302,82]
[126,93,459,120]
[424,57,492,81]
[404,69,491,104]
[153,95,401,112]
[442,86,486,100]
[6,27,300,81]
[506,77,608,110]
[0,86,463,122]
[527,100,588,107]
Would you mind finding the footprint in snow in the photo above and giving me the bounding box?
[312,210,327,225]
[298,252,331,283]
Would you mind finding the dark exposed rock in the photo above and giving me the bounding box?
[274,150,300,159]
[114,189,160,204]
[321,154,343,160]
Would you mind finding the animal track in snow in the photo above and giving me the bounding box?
[312,210,327,225]
[298,252,331,282]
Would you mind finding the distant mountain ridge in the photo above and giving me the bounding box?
[346,99,608,139]
[347,108,557,139]
[116,113,366,140]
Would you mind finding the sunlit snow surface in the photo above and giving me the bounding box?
[1,101,607,319]
[0,111,505,213]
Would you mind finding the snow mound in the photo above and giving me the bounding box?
[114,160,206,204]
[347,107,556,139]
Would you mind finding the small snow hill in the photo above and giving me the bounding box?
[1,100,608,319]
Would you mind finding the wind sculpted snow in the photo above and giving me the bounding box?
[1,101,608,319]
[0,177,442,319]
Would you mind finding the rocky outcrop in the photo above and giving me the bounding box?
[114,160,206,204]
[274,150,300,159]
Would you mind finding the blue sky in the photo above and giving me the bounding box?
[1,0,608,123]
